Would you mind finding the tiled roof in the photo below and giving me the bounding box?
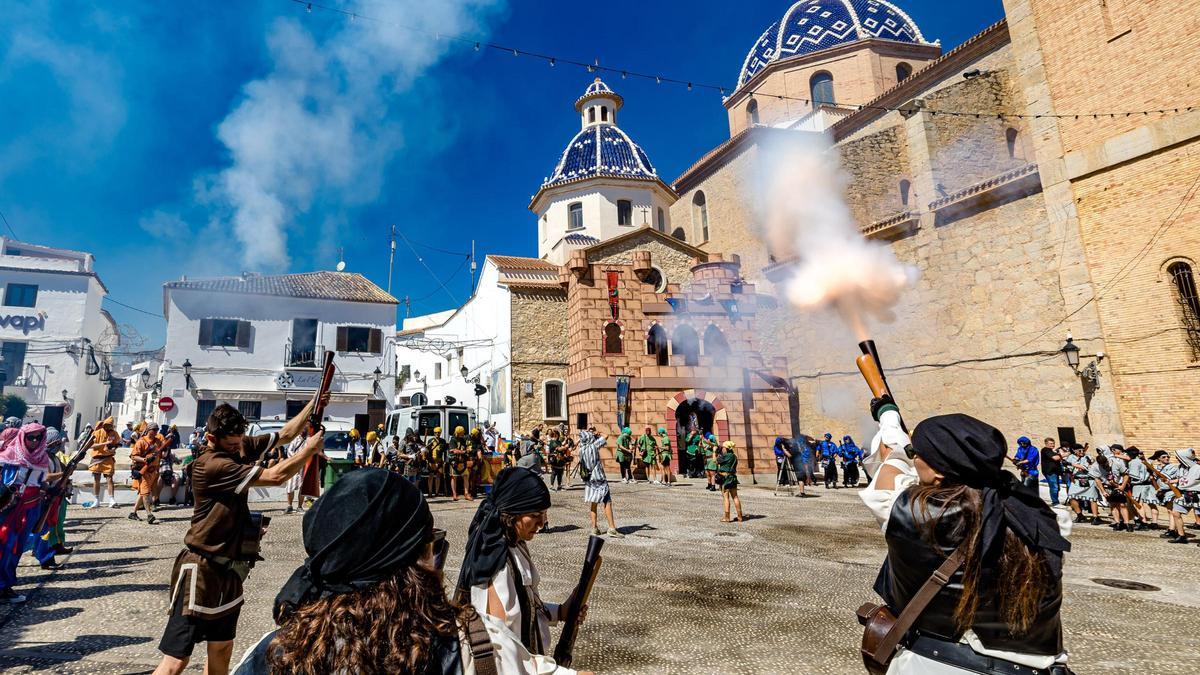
[542,123,658,190]
[487,255,558,271]
[164,271,397,304]
[738,0,932,89]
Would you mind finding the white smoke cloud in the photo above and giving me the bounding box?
[761,133,918,339]
[207,1,503,270]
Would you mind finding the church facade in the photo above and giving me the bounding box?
[670,0,1199,449]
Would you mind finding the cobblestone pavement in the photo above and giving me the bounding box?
[0,477,1197,674]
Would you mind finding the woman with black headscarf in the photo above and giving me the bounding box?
[859,402,1073,674]
[232,468,584,675]
[456,467,584,674]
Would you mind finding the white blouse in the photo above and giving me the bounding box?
[859,452,1072,673]
[470,541,573,675]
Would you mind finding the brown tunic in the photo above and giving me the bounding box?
[168,433,276,619]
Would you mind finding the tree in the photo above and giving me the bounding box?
[0,394,28,420]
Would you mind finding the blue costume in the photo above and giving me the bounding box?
[817,434,839,488]
[1014,436,1040,489]
[773,437,796,484]
[839,436,863,487]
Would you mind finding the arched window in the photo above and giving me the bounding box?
[646,324,669,366]
[703,325,731,360]
[692,191,709,242]
[601,106,609,122]
[810,72,835,107]
[603,322,623,355]
[568,202,583,230]
[671,325,700,367]
[617,199,632,226]
[657,207,666,232]
[896,62,912,82]
[543,379,565,420]
[588,107,596,123]
[1168,261,1200,359]
[899,179,911,207]
[747,99,760,126]
[1006,128,1021,159]
[671,227,687,242]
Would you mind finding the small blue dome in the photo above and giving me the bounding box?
[543,124,657,189]
[738,0,930,88]
[585,79,612,96]
[575,77,624,112]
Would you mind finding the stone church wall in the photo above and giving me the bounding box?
[509,290,568,433]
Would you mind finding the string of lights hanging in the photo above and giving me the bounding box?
[287,0,1197,121]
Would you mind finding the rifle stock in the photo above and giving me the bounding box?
[33,430,96,533]
[1146,461,1183,500]
[553,534,605,668]
[307,351,336,435]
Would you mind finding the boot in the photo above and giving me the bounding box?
[1089,517,1103,525]
[1168,533,1190,544]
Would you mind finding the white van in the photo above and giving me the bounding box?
[385,404,477,443]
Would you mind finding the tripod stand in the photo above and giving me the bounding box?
[773,458,799,497]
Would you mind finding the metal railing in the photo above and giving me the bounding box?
[284,341,325,368]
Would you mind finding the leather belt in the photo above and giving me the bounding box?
[906,634,1071,675]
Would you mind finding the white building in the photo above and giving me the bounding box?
[532,78,677,264]
[397,78,675,437]
[0,237,117,435]
[159,271,398,435]
[113,355,165,430]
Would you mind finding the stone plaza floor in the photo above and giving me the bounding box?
[0,476,1197,674]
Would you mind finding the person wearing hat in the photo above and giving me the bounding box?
[365,431,382,467]
[468,427,486,495]
[33,427,73,569]
[839,435,863,488]
[87,417,119,508]
[817,433,839,489]
[457,467,592,673]
[683,427,702,479]
[859,400,1072,673]
[0,422,53,600]
[233,469,587,675]
[448,426,472,502]
[426,427,446,498]
[716,440,743,522]
[614,427,632,483]
[702,433,719,491]
[1167,448,1200,544]
[655,427,673,485]
[546,427,567,492]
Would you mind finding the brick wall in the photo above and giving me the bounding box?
[509,290,568,433]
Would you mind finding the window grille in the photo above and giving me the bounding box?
[1169,262,1200,359]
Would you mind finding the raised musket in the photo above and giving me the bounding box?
[552,534,605,668]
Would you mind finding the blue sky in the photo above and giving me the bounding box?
[0,0,1003,347]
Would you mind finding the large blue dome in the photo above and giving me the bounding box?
[738,0,930,88]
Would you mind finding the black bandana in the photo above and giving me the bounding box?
[457,467,551,592]
[911,414,1070,576]
[274,468,432,623]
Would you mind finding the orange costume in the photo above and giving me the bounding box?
[130,432,163,497]
[88,418,118,476]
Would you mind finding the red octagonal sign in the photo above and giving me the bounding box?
[158,396,175,412]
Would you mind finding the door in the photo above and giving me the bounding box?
[367,399,386,432]
[41,405,64,430]
[354,413,370,438]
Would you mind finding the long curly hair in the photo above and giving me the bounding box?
[910,483,1053,635]
[268,564,475,674]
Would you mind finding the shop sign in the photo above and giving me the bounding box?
[0,314,45,335]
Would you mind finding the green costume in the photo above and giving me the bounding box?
[703,438,718,471]
[637,433,656,464]
[547,439,566,468]
[616,432,632,463]
[685,432,701,458]
[657,432,672,463]
[717,447,739,490]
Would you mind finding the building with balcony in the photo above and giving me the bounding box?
[0,237,117,436]
[159,271,398,436]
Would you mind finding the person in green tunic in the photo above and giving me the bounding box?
[685,429,703,478]
[717,440,744,523]
[637,426,659,485]
[657,427,675,486]
[702,432,719,491]
[616,427,634,483]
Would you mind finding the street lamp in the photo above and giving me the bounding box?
[182,358,194,390]
[372,366,383,395]
[1061,332,1104,387]
[1060,334,1080,369]
[140,368,152,389]
[460,364,469,380]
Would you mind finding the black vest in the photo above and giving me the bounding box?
[873,490,1064,656]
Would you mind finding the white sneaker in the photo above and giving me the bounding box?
[108,499,118,508]
[84,502,98,510]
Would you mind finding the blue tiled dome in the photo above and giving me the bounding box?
[575,77,624,111]
[542,123,658,189]
[738,0,930,88]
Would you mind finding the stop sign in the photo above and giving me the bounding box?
[158,396,175,412]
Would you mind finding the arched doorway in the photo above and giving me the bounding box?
[665,390,730,480]
[674,398,715,478]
